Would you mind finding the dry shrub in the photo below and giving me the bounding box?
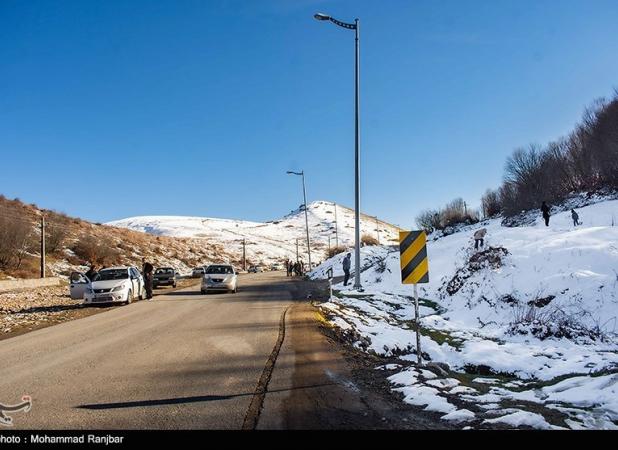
[327,245,347,258]
[361,234,379,246]
[72,235,121,266]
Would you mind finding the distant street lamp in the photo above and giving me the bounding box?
[373,215,380,245]
[314,13,362,290]
[287,170,312,269]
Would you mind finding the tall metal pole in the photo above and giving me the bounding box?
[353,18,362,290]
[375,216,380,245]
[296,238,299,264]
[301,171,312,269]
[313,13,361,288]
[40,215,46,278]
[334,202,339,247]
[242,238,246,271]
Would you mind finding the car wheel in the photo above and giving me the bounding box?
[201,289,206,294]
[126,290,133,304]
[173,283,177,288]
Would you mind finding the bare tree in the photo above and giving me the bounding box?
[46,219,69,254]
[481,189,501,218]
[0,215,36,269]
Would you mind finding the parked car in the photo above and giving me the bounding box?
[248,265,263,273]
[192,266,206,278]
[153,267,178,288]
[69,271,91,299]
[76,266,145,304]
[201,264,238,294]
[270,263,283,271]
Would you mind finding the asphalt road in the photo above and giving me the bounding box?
[0,272,376,429]
[0,272,448,430]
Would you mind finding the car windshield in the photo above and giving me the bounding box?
[93,269,129,281]
[205,265,234,275]
[156,268,173,274]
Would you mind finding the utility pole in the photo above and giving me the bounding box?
[40,215,46,278]
[328,235,331,255]
[334,202,339,248]
[296,238,299,264]
[242,238,246,271]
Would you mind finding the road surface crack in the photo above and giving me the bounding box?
[242,305,290,430]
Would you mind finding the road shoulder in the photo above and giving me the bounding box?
[259,298,451,429]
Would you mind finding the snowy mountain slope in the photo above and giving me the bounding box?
[310,197,618,429]
[106,201,401,265]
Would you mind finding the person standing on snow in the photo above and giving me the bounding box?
[571,209,580,227]
[473,228,487,250]
[342,253,352,286]
[541,201,551,227]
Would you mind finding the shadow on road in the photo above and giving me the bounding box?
[13,304,115,314]
[76,384,335,410]
[76,394,251,409]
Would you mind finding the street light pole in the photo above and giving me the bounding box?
[287,171,312,270]
[375,216,380,245]
[314,13,362,290]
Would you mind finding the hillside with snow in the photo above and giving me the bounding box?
[107,201,401,266]
[310,195,618,429]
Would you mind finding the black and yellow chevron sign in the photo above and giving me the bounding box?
[399,231,429,284]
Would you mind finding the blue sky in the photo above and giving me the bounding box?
[1,0,617,227]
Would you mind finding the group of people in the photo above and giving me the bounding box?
[541,201,581,227]
[285,259,305,277]
[472,202,583,251]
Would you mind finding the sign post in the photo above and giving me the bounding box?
[399,230,429,366]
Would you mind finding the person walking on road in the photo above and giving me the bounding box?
[541,201,551,227]
[342,253,351,287]
[143,260,154,300]
[473,228,487,250]
[298,260,304,277]
[571,209,580,227]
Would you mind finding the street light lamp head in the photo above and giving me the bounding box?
[314,13,331,21]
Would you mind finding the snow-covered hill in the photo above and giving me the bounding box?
[107,201,401,266]
[310,196,618,429]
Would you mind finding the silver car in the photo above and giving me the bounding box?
[201,264,238,294]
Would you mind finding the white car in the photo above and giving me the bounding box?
[192,266,207,278]
[201,264,238,294]
[78,266,145,305]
